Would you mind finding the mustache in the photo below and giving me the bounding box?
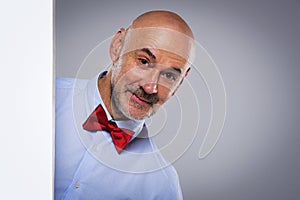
[129,86,159,105]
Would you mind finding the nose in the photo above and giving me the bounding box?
[142,82,158,94]
[141,71,159,94]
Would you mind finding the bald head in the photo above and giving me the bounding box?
[106,10,195,120]
[131,10,194,39]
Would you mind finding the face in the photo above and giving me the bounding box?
[110,29,192,120]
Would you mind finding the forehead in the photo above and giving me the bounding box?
[122,27,194,65]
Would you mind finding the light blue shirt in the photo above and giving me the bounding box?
[55,72,183,200]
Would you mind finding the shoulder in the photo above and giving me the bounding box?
[161,164,181,185]
[145,137,183,199]
[55,77,89,111]
[56,77,75,88]
[55,77,89,99]
[56,77,88,89]
[153,164,183,199]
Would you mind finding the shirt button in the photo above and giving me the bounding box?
[92,145,97,152]
[75,182,80,188]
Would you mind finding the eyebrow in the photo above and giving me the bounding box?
[171,67,182,74]
[140,48,156,60]
[139,48,182,74]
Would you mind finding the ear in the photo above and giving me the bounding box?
[171,67,191,96]
[110,28,126,62]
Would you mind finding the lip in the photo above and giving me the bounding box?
[130,93,151,107]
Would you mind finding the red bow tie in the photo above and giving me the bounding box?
[82,104,134,153]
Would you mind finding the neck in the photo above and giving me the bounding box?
[98,69,129,121]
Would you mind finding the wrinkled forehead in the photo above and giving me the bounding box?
[122,27,195,65]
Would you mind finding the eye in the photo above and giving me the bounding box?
[161,72,176,81]
[138,58,150,66]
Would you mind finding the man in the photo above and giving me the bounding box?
[55,10,194,199]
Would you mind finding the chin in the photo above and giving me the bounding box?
[128,107,159,120]
[117,95,160,120]
[126,109,151,120]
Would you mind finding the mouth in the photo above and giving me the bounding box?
[130,93,152,107]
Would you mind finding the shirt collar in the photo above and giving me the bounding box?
[85,71,145,140]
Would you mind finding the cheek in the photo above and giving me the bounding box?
[116,59,142,83]
[157,84,172,102]
[118,70,148,89]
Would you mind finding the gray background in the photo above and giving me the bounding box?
[55,0,300,199]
